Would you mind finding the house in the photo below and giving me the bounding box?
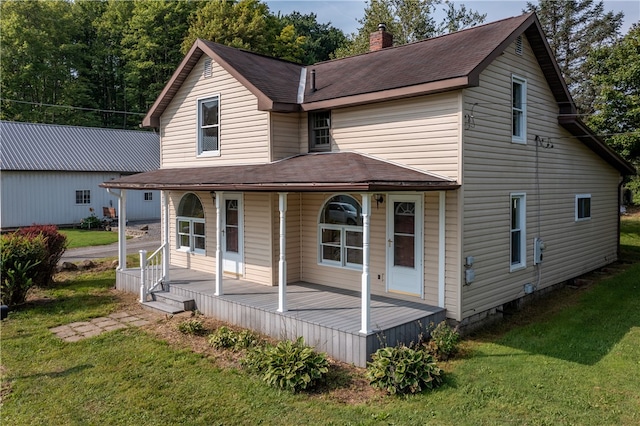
[0,121,160,229]
[101,13,635,366]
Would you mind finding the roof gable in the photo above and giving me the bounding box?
[0,121,159,172]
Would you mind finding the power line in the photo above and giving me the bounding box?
[0,98,146,116]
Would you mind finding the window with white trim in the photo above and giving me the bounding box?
[197,95,220,156]
[575,194,591,221]
[510,193,526,271]
[318,195,363,268]
[512,76,526,143]
[309,111,331,152]
[144,192,153,201]
[177,193,205,254]
[75,190,90,205]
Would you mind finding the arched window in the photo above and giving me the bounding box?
[177,193,205,254]
[319,195,363,268]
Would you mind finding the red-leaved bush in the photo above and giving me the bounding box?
[17,225,68,287]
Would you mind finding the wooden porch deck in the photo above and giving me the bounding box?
[116,266,445,367]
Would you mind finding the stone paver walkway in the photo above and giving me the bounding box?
[49,311,156,342]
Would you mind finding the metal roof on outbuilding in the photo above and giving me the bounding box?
[0,121,159,172]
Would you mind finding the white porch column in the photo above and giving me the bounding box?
[118,190,127,270]
[215,191,223,296]
[162,191,170,283]
[438,191,446,308]
[277,192,288,313]
[360,193,372,334]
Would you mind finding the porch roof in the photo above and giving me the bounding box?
[100,152,459,192]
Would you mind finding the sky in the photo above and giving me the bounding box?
[265,0,639,35]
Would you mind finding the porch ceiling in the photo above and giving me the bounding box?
[101,152,460,192]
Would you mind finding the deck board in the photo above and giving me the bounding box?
[117,266,445,366]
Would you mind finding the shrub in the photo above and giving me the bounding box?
[242,337,329,393]
[1,233,48,305]
[176,318,206,335]
[366,345,444,395]
[17,225,67,287]
[208,326,259,351]
[426,321,461,361]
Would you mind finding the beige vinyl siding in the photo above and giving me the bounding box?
[168,191,216,273]
[160,56,270,168]
[298,192,452,308]
[461,35,620,318]
[244,193,274,285]
[271,112,303,161]
[331,93,461,179]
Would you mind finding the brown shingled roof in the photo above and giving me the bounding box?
[101,152,459,192]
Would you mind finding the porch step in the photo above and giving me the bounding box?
[141,300,185,315]
[150,290,196,312]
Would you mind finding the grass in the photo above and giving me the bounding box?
[2,216,639,425]
[60,228,119,249]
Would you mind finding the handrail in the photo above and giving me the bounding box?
[139,243,167,302]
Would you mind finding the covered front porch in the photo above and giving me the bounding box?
[116,266,445,366]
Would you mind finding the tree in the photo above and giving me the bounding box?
[333,0,485,58]
[122,0,197,121]
[279,12,348,65]
[525,0,624,114]
[181,0,280,55]
[587,25,640,166]
[0,0,91,125]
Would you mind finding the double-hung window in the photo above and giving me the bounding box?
[177,193,205,254]
[512,76,526,143]
[318,195,363,268]
[197,95,220,156]
[510,193,526,271]
[575,194,591,221]
[309,111,331,152]
[75,190,91,205]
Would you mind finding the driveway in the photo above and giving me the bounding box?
[60,221,161,264]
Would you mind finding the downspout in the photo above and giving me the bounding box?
[617,177,624,260]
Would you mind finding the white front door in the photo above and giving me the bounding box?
[386,194,423,296]
[222,193,243,276]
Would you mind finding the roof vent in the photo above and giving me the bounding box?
[203,58,212,78]
[515,36,523,56]
[370,22,393,52]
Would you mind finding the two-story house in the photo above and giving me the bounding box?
[102,13,634,366]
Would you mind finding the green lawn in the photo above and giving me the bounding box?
[60,228,119,248]
[2,217,639,425]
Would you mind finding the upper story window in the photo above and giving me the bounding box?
[318,195,363,269]
[510,193,526,271]
[144,192,153,201]
[177,193,205,254]
[198,95,220,156]
[575,194,591,221]
[75,190,90,205]
[309,111,331,152]
[512,76,526,144]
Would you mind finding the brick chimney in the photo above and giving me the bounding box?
[369,23,393,51]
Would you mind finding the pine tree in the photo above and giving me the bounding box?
[525,0,624,114]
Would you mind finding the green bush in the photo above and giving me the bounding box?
[208,326,259,351]
[366,345,444,395]
[17,225,67,287]
[426,321,461,361]
[1,233,48,305]
[242,337,329,393]
[176,318,206,335]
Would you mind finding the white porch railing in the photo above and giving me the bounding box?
[139,244,166,302]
